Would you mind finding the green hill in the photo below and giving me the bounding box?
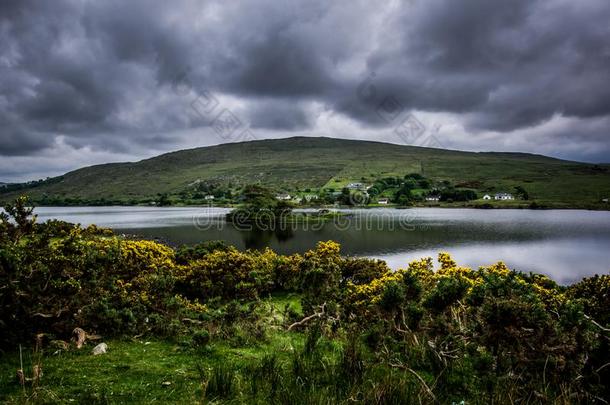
[2,136,610,208]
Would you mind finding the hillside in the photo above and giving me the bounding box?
[2,137,610,208]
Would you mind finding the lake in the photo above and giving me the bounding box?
[32,206,610,285]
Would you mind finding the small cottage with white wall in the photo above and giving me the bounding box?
[494,193,514,200]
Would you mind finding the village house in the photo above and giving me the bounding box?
[377,198,389,205]
[347,182,365,190]
[204,195,215,200]
[275,194,291,201]
[494,193,514,200]
[425,195,440,202]
[483,194,492,200]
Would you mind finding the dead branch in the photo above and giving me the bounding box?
[288,303,326,331]
[182,317,204,325]
[585,315,610,333]
[389,361,437,401]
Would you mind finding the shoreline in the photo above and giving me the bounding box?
[21,202,610,211]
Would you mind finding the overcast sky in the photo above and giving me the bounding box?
[1,0,609,182]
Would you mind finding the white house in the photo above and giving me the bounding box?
[377,198,389,205]
[494,193,514,200]
[347,182,366,190]
[204,195,215,200]
[483,194,492,200]
[275,194,291,201]
[425,195,440,202]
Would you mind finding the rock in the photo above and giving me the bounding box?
[72,327,86,349]
[161,381,172,387]
[92,343,108,355]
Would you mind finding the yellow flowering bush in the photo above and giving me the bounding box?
[299,241,344,312]
[176,246,275,300]
[274,253,303,291]
[117,239,176,273]
[568,274,610,325]
[402,257,435,288]
[344,270,406,315]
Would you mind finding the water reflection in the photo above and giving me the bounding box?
[31,206,610,284]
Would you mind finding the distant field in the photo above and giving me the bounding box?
[2,137,609,208]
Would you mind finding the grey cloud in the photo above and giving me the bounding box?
[245,100,313,130]
[0,121,52,156]
[0,0,609,181]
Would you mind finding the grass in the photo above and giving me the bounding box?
[2,136,609,209]
[0,292,433,404]
[0,294,305,404]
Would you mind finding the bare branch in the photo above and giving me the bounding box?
[287,303,326,331]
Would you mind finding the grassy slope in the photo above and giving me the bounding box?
[3,136,610,207]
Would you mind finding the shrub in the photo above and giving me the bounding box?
[379,280,406,312]
[299,241,342,313]
[424,276,470,313]
[176,247,274,301]
[568,274,610,326]
[341,257,390,285]
[273,253,302,291]
[175,240,229,265]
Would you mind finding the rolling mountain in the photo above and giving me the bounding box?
[2,137,609,207]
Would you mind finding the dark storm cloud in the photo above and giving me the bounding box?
[245,99,313,130]
[0,117,51,156]
[385,0,610,131]
[1,0,609,181]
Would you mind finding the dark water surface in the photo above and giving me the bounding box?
[33,206,610,284]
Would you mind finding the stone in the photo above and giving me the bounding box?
[72,327,86,349]
[92,343,108,355]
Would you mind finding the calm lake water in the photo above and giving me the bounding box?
[32,206,610,284]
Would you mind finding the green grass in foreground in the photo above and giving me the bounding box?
[0,294,305,404]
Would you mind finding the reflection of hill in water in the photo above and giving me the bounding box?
[119,211,610,257]
[32,206,610,284]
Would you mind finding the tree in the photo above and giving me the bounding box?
[339,187,352,205]
[227,185,294,224]
[241,184,277,212]
[439,189,477,202]
[404,173,424,181]
[393,181,416,204]
[514,186,529,200]
[2,195,36,241]
[157,193,172,206]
